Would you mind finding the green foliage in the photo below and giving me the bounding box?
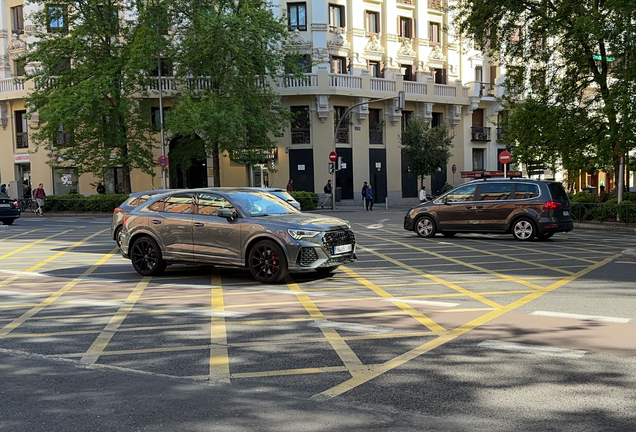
[23,0,167,193]
[400,118,454,182]
[289,191,319,211]
[46,194,129,212]
[571,202,636,224]
[570,192,599,203]
[453,0,636,174]
[165,0,305,185]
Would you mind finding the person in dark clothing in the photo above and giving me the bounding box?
[320,179,332,209]
[286,179,293,192]
[365,184,373,211]
[361,182,368,201]
[96,183,106,194]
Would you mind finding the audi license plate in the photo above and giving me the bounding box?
[563,211,570,216]
[333,244,352,255]
[0,203,10,208]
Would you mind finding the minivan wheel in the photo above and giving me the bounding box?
[130,236,167,276]
[415,216,436,238]
[249,240,289,283]
[512,218,536,241]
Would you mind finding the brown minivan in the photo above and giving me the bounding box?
[403,178,573,241]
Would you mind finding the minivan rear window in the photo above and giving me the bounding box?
[548,183,569,201]
[513,183,540,199]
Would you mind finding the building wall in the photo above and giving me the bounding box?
[0,0,505,205]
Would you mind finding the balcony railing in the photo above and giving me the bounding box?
[336,129,349,143]
[329,74,362,90]
[434,84,457,97]
[369,129,383,144]
[291,129,311,144]
[404,81,427,96]
[428,0,443,10]
[471,126,491,141]
[370,78,396,92]
[279,74,318,89]
[0,77,25,93]
[16,132,28,148]
[477,82,496,97]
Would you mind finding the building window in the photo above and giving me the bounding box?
[368,61,381,77]
[291,106,310,144]
[366,11,379,34]
[47,5,68,33]
[401,64,414,81]
[401,111,412,131]
[329,4,345,29]
[429,22,440,45]
[434,68,447,84]
[151,58,173,76]
[151,107,170,128]
[288,3,307,31]
[13,60,25,77]
[11,6,24,34]
[334,106,350,143]
[331,56,347,74]
[53,168,78,194]
[472,148,485,170]
[56,124,72,146]
[15,111,28,149]
[369,109,383,144]
[432,112,443,127]
[399,17,413,38]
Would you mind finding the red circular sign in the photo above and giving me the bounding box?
[329,151,338,162]
[158,155,169,167]
[452,164,457,174]
[499,151,512,164]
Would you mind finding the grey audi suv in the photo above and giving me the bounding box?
[120,188,356,283]
[404,178,573,241]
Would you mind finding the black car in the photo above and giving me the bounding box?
[404,178,573,241]
[0,192,21,225]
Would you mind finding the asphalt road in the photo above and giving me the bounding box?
[1,210,635,431]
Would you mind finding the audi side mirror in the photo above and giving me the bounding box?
[217,208,236,220]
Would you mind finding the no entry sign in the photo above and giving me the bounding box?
[498,151,512,164]
[329,151,338,162]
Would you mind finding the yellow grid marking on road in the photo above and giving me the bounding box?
[0,228,44,241]
[356,243,506,309]
[0,228,77,264]
[311,254,618,401]
[340,266,446,333]
[52,331,439,358]
[358,230,550,293]
[0,235,114,340]
[79,276,151,365]
[232,366,348,379]
[287,282,364,370]
[209,271,230,384]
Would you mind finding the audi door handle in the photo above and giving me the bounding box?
[151,220,162,224]
[475,206,484,209]
[193,223,204,227]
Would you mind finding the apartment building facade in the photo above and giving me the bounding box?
[0,0,506,205]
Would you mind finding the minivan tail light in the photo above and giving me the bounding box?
[543,201,562,210]
[123,216,130,225]
[113,206,123,214]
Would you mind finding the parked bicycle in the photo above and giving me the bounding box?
[19,197,38,212]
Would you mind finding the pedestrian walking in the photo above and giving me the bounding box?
[32,183,46,216]
[419,186,427,203]
[361,181,368,208]
[320,179,333,209]
[365,184,373,211]
[0,184,6,195]
[286,179,293,192]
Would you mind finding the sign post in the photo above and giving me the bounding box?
[451,164,456,185]
[498,151,511,178]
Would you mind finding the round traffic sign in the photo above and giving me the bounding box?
[329,151,338,162]
[452,164,457,174]
[499,150,512,164]
[158,155,169,167]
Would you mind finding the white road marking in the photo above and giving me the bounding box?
[478,340,586,359]
[531,310,632,324]
[263,289,327,297]
[384,298,460,307]
[309,320,395,334]
[615,261,636,264]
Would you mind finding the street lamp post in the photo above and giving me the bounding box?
[330,92,404,210]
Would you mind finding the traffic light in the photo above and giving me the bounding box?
[328,162,335,174]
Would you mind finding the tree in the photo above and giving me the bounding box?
[24,0,168,194]
[165,0,304,186]
[453,0,636,182]
[400,118,454,185]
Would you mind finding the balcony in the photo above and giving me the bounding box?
[16,132,28,148]
[428,0,443,10]
[471,126,491,141]
[369,129,383,144]
[291,129,310,144]
[467,81,498,98]
[336,128,349,143]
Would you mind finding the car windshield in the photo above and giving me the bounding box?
[227,191,298,216]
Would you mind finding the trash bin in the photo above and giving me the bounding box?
[583,186,597,195]
[335,187,342,202]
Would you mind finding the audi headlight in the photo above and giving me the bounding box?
[288,229,320,240]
